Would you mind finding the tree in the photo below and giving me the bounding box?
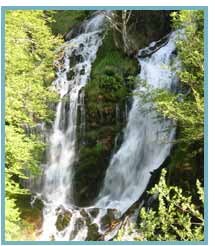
[105,10,132,54]
[5,10,62,240]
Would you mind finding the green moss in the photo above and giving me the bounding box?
[73,30,139,206]
[92,31,139,77]
[86,31,139,110]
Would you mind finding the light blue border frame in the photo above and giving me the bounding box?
[1,5,208,245]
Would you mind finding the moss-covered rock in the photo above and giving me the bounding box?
[88,208,100,218]
[72,31,139,206]
[56,211,72,231]
[86,223,100,241]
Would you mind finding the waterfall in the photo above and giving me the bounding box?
[95,31,179,214]
[36,22,180,240]
[38,12,106,241]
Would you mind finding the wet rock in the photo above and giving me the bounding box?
[55,210,72,231]
[103,221,122,241]
[69,56,77,68]
[69,218,85,240]
[100,209,120,229]
[80,209,91,224]
[137,33,170,58]
[67,69,75,80]
[80,67,85,75]
[69,54,84,70]
[79,43,84,52]
[65,23,82,41]
[88,208,100,218]
[86,223,100,241]
[76,54,84,63]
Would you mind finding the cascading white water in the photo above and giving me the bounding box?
[38,12,106,241]
[95,31,179,214]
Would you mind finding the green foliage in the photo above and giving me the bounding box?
[140,169,204,241]
[86,30,138,113]
[5,10,61,126]
[92,30,138,77]
[116,169,204,241]
[45,10,92,35]
[5,10,63,240]
[5,198,21,240]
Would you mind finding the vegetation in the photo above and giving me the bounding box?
[45,10,92,36]
[73,29,139,206]
[5,10,62,240]
[116,169,204,241]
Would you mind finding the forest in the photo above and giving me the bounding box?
[4,9,205,241]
